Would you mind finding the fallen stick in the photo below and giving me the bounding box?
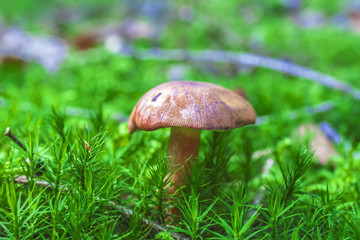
[255,101,335,125]
[117,47,360,100]
[4,127,26,151]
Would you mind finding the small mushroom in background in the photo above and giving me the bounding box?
[72,30,102,51]
[71,20,155,51]
[234,87,247,99]
[349,10,360,34]
[0,56,27,69]
[293,123,339,164]
[128,81,256,214]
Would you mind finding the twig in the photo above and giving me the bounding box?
[4,127,26,151]
[255,101,335,125]
[15,175,58,189]
[14,176,188,240]
[4,127,46,177]
[118,47,360,100]
[319,121,360,158]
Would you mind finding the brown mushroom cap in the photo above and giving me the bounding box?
[128,81,256,133]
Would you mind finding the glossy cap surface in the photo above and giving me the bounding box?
[128,81,256,132]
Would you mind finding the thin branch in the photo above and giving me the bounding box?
[118,47,360,100]
[4,127,26,151]
[255,101,335,125]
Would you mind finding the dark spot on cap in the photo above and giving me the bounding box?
[151,92,162,102]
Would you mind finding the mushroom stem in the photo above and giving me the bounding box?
[167,127,201,195]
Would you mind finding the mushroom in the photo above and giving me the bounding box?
[128,81,256,195]
[294,123,339,164]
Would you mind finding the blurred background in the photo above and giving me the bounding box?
[2,0,360,236]
[1,0,360,144]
